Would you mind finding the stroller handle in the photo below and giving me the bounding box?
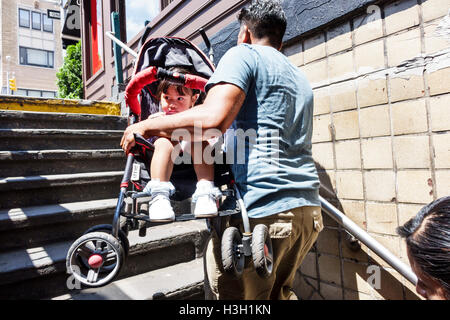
[125,66,209,116]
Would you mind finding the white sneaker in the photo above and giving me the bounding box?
[148,193,175,222]
[147,180,176,222]
[192,181,221,218]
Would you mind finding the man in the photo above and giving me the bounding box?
[397,196,450,300]
[121,0,322,300]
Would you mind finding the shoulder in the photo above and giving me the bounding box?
[206,45,257,93]
[229,43,254,53]
[222,44,257,61]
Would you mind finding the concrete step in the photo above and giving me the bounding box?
[0,110,127,130]
[0,129,123,151]
[51,258,205,300]
[0,220,209,300]
[0,171,124,208]
[0,149,126,177]
[0,199,118,251]
[0,197,196,251]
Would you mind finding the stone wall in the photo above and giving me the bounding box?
[283,0,450,300]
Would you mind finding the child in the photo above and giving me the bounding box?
[144,68,221,222]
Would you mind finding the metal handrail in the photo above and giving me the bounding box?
[320,195,418,286]
[106,31,138,58]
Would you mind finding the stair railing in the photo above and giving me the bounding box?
[320,195,418,286]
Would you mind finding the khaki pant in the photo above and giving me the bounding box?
[203,206,323,300]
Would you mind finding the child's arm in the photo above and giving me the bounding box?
[121,83,245,154]
[147,112,165,119]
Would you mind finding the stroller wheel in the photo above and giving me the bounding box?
[251,224,273,279]
[221,227,245,278]
[84,224,130,258]
[66,232,124,287]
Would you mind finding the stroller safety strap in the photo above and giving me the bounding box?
[125,66,209,116]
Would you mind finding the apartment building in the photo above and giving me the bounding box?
[0,0,63,97]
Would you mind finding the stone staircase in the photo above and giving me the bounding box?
[0,109,210,300]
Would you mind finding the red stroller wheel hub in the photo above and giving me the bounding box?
[88,254,103,269]
[264,244,269,257]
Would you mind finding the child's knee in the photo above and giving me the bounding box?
[154,137,175,151]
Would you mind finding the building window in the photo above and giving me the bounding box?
[13,89,28,96]
[19,47,54,68]
[43,14,53,33]
[12,89,56,98]
[28,89,42,97]
[19,9,30,28]
[161,0,174,9]
[32,12,42,30]
[42,90,57,98]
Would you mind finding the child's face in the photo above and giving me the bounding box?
[160,86,198,115]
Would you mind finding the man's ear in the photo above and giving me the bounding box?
[238,25,251,44]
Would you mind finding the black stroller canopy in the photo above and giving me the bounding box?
[135,37,214,79]
[130,37,215,120]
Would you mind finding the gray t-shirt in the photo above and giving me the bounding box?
[206,43,320,218]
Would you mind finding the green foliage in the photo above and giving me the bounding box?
[56,41,83,99]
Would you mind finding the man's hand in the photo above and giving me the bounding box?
[120,122,147,154]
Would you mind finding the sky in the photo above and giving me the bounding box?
[126,0,160,41]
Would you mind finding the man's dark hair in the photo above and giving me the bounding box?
[238,0,287,48]
[397,196,450,298]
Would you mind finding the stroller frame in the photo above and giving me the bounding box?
[66,32,273,289]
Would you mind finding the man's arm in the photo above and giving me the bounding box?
[120,82,246,153]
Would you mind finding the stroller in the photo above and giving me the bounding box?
[65,32,273,288]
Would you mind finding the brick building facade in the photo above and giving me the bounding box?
[0,0,63,97]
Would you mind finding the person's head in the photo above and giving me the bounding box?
[397,196,450,300]
[156,67,200,115]
[237,0,287,49]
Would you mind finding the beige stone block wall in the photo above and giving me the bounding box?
[329,80,357,112]
[421,0,450,22]
[359,104,391,137]
[386,28,422,67]
[430,94,450,131]
[284,0,450,300]
[354,39,385,74]
[357,78,388,108]
[312,87,330,115]
[326,22,352,55]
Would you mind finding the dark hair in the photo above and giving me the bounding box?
[397,196,450,298]
[155,67,200,102]
[238,0,287,48]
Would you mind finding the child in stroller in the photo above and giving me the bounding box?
[143,66,222,222]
